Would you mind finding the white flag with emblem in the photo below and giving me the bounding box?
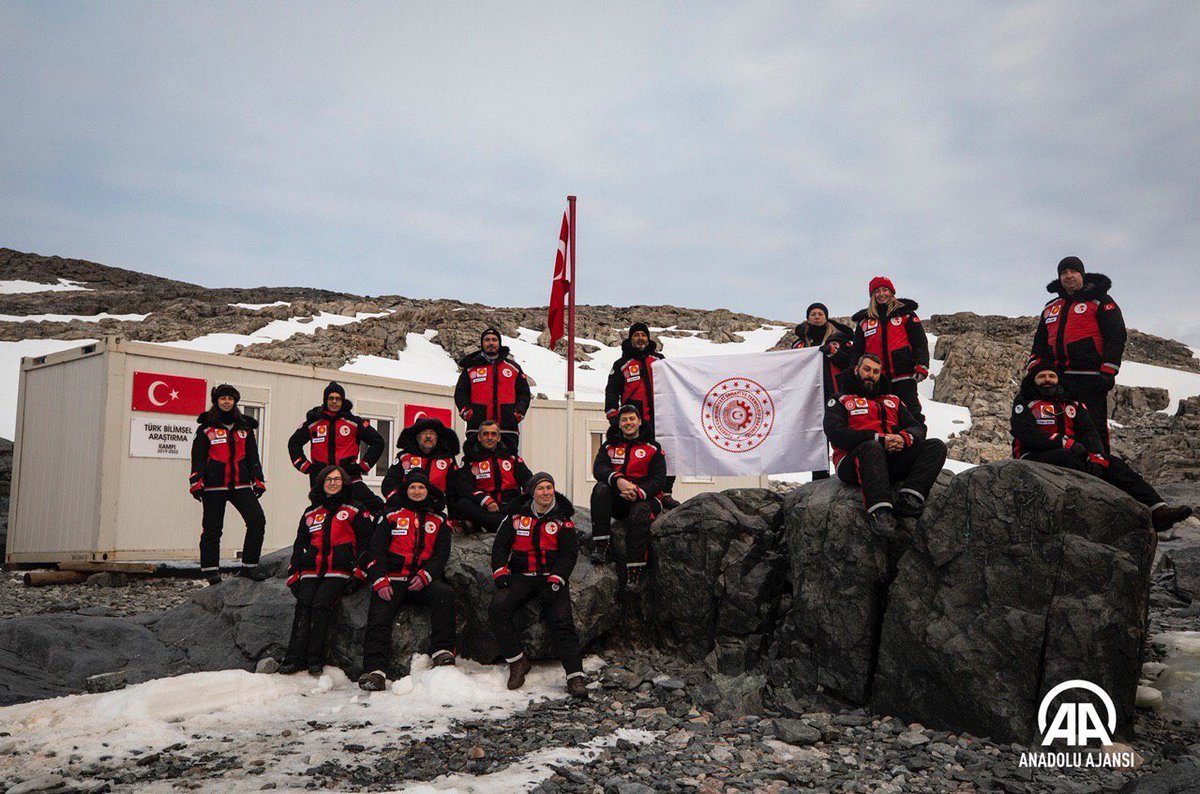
[652,348,827,476]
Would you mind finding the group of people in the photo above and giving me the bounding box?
[188,257,1193,697]
[817,258,1192,538]
[188,324,677,697]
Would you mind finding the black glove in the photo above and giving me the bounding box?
[818,342,835,356]
[1098,372,1116,392]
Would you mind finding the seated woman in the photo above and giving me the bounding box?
[280,464,377,676]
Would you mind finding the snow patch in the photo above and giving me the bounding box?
[229,301,291,310]
[0,277,91,294]
[0,655,606,791]
[0,339,97,439]
[156,311,388,355]
[341,330,461,386]
[1115,361,1200,414]
[0,312,149,323]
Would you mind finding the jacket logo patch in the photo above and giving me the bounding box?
[854,398,869,408]
[210,435,227,445]
[634,448,647,459]
[393,528,409,536]
[336,510,350,521]
[884,399,897,408]
[518,516,534,530]
[1104,302,1116,310]
[399,517,410,528]
[1066,405,1077,418]
[502,368,514,378]
[850,408,869,416]
[436,460,447,470]
[545,522,559,535]
[315,425,328,437]
[891,317,904,326]
[828,399,836,407]
[501,460,512,471]
[339,425,352,436]
[215,428,227,437]
[237,430,247,439]
[1015,404,1024,414]
[425,521,438,534]
[478,461,491,473]
[1073,303,1088,314]
[628,362,640,375]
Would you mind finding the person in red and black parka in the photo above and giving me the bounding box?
[604,322,677,506]
[452,419,532,532]
[1011,363,1192,530]
[288,381,385,512]
[489,472,588,700]
[380,417,460,506]
[792,302,854,480]
[590,405,667,591]
[835,276,930,424]
[280,465,378,676]
[1027,256,1126,454]
[824,354,947,540]
[189,384,267,584]
[357,469,457,691]
[454,328,531,453]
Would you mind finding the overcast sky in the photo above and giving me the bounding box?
[2,2,1198,344]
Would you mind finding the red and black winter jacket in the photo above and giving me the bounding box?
[1010,373,1108,467]
[381,418,461,502]
[836,299,930,382]
[823,375,926,466]
[189,411,264,493]
[286,490,376,584]
[604,338,665,432]
[287,399,385,483]
[454,347,532,434]
[592,425,667,505]
[1028,273,1126,377]
[491,493,579,579]
[365,489,451,590]
[454,437,532,510]
[792,319,853,398]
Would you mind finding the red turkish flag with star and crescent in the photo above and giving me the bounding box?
[131,372,209,415]
[546,210,570,350]
[403,403,455,429]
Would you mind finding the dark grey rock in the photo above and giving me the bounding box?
[872,460,1155,744]
[694,673,764,720]
[1156,546,1200,603]
[86,572,130,588]
[1120,760,1200,793]
[772,718,822,745]
[85,670,127,693]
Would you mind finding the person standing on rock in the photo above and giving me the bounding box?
[288,381,385,512]
[381,417,460,511]
[824,355,947,538]
[590,405,667,591]
[188,384,268,585]
[792,302,854,480]
[452,419,531,532]
[454,328,532,453]
[358,469,457,691]
[1011,363,1192,530]
[835,277,930,424]
[605,321,677,507]
[1026,256,1126,454]
[280,464,377,676]
[489,472,588,699]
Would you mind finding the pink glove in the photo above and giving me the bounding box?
[407,571,431,592]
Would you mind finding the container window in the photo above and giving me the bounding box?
[363,418,393,478]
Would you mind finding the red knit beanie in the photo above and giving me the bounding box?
[868,276,896,296]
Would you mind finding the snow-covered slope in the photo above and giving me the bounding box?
[156,310,389,355]
[0,277,91,294]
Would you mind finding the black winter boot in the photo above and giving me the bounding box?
[894,492,925,519]
[1153,505,1194,531]
[869,508,897,540]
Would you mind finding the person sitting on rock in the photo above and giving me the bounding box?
[1026,256,1126,454]
[1011,363,1192,530]
[381,417,460,510]
[288,381,385,512]
[489,472,588,699]
[452,419,531,532]
[454,327,532,453]
[605,321,677,506]
[834,276,930,424]
[824,354,947,538]
[792,301,854,480]
[358,469,456,691]
[188,383,268,584]
[281,465,377,676]
[590,405,667,591]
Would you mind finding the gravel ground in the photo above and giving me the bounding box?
[0,570,206,619]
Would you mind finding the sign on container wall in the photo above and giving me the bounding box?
[130,418,196,458]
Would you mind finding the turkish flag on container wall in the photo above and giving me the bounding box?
[403,404,454,429]
[131,372,209,415]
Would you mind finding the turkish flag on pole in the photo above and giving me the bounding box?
[546,209,570,351]
[131,371,209,415]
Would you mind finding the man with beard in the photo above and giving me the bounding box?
[380,417,460,505]
[453,419,532,532]
[1027,256,1126,453]
[1011,363,1192,530]
[604,321,676,506]
[288,381,385,512]
[455,328,532,452]
[824,354,947,538]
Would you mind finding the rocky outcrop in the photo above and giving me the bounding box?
[872,460,1155,744]
[1112,385,1171,423]
[1115,397,1200,484]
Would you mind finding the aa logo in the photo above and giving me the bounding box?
[1039,680,1115,747]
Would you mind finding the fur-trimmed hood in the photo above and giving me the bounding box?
[458,347,514,369]
[397,417,460,457]
[851,298,919,323]
[1046,272,1113,300]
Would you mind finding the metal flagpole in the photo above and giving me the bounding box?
[565,195,577,501]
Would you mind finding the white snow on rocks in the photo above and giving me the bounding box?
[157,310,389,355]
[0,339,97,439]
[0,278,91,294]
[0,654,608,792]
[229,301,291,310]
[342,330,462,387]
[0,312,149,323]
[1116,361,1200,414]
